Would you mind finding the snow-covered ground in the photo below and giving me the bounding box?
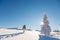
[50,32,60,39]
[0,28,60,40]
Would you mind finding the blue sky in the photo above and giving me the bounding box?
[0,0,60,31]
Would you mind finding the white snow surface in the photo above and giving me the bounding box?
[0,28,40,40]
[0,28,60,40]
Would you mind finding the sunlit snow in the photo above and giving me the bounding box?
[0,28,60,40]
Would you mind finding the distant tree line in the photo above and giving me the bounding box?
[53,30,60,32]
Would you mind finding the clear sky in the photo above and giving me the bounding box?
[0,0,60,31]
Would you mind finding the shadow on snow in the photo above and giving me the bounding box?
[0,32,23,39]
[39,35,60,40]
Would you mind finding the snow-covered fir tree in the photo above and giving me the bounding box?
[40,11,51,36]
